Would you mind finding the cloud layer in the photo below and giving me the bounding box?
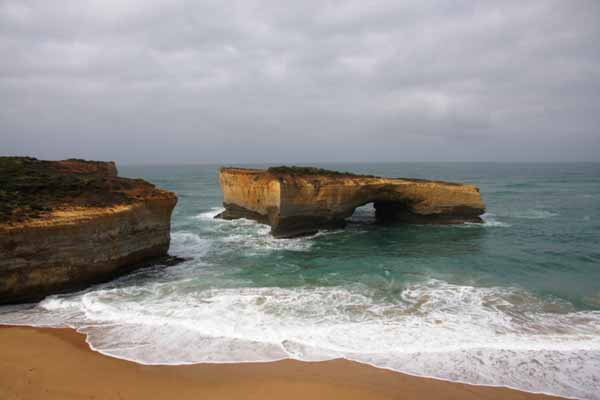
[1,0,599,163]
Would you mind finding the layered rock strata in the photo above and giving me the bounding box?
[0,157,177,304]
[217,166,485,238]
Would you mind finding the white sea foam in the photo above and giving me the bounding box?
[193,207,225,221]
[170,232,212,258]
[472,210,557,227]
[1,280,599,398]
[196,209,314,252]
[512,209,559,219]
[220,227,314,252]
[472,213,511,227]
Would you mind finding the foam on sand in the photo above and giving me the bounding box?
[1,279,599,399]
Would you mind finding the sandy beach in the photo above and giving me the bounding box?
[0,325,566,400]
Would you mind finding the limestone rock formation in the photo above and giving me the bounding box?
[0,157,177,304]
[217,166,485,238]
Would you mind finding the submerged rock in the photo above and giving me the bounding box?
[216,166,485,238]
[0,157,177,304]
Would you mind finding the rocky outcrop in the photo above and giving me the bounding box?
[217,166,485,238]
[0,157,177,304]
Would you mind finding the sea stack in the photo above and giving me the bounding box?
[216,166,485,238]
[0,157,177,304]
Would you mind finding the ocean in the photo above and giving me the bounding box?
[1,162,599,399]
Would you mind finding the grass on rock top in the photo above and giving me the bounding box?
[0,157,131,224]
[267,166,379,178]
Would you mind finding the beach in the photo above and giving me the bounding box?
[0,325,566,400]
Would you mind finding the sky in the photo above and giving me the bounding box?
[1,0,599,164]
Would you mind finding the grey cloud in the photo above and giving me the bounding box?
[1,0,599,163]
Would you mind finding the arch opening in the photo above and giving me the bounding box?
[346,202,377,225]
[346,200,415,226]
[373,200,415,224]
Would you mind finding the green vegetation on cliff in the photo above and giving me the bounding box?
[0,157,132,223]
[267,165,378,178]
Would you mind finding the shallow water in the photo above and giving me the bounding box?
[2,163,600,399]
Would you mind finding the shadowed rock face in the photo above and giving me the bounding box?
[0,157,177,304]
[216,167,485,238]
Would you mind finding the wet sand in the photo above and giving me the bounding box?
[0,325,566,400]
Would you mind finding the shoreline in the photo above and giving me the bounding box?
[0,325,567,400]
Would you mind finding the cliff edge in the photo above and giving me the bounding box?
[0,157,177,304]
[216,166,485,238]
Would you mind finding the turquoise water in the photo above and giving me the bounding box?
[1,163,599,399]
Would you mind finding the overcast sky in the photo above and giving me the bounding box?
[1,0,599,164]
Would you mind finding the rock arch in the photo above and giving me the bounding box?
[216,167,485,238]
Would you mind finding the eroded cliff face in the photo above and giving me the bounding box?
[0,157,177,304]
[217,168,281,225]
[217,167,485,238]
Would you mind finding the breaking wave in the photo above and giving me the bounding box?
[510,209,560,219]
[1,279,599,399]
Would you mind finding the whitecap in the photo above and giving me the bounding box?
[170,232,212,258]
[193,207,225,221]
[464,213,511,227]
[212,217,314,252]
[512,210,559,219]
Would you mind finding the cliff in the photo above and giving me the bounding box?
[217,166,485,238]
[0,157,177,304]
